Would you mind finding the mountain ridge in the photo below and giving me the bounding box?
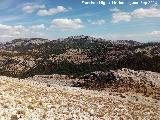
[0,35,160,78]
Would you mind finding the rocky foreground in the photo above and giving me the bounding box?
[0,69,160,120]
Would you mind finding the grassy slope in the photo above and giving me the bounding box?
[0,76,159,120]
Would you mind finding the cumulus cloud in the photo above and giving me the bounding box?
[0,24,28,36]
[91,19,106,25]
[37,6,71,16]
[112,12,132,23]
[112,7,160,23]
[0,24,12,30]
[31,24,45,29]
[52,18,84,31]
[148,31,160,36]
[22,4,45,14]
[0,24,45,42]
[132,8,160,18]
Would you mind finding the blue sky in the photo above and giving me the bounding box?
[0,0,160,42]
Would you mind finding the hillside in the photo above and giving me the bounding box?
[0,36,160,119]
[0,35,160,78]
[0,68,159,119]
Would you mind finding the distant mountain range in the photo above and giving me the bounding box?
[0,35,159,78]
[1,35,143,49]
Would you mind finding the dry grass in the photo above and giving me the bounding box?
[0,76,159,120]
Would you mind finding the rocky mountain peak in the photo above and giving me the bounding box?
[113,40,143,46]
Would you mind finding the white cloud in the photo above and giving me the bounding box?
[148,31,160,36]
[0,24,45,42]
[0,24,12,30]
[52,18,84,31]
[22,4,45,14]
[132,8,160,18]
[110,7,120,12]
[112,12,132,23]
[37,6,71,16]
[91,19,106,25]
[31,24,45,29]
[112,7,160,23]
[0,15,22,22]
